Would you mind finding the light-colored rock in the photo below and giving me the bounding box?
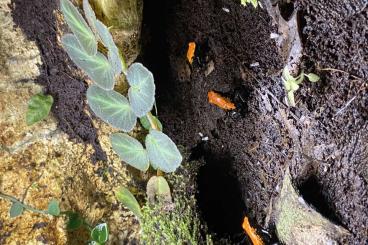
[0,1,140,244]
[274,170,350,245]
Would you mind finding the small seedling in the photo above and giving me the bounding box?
[0,191,109,244]
[282,66,320,107]
[26,93,53,126]
[241,0,260,8]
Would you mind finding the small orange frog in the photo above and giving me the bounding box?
[186,42,196,64]
[208,91,236,110]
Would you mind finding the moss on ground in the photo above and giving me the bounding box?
[139,148,213,244]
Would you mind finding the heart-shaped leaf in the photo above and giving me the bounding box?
[91,223,109,244]
[60,0,97,55]
[47,199,60,216]
[115,187,142,218]
[26,93,53,126]
[306,73,320,83]
[146,176,172,204]
[87,85,136,132]
[139,115,163,131]
[110,133,149,171]
[126,63,155,117]
[62,34,115,90]
[65,211,83,230]
[9,202,24,218]
[145,130,182,173]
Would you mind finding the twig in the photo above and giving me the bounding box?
[318,67,365,81]
[0,192,47,215]
[334,96,357,116]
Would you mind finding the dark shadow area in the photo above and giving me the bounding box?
[140,0,173,107]
[10,0,106,162]
[298,175,342,225]
[194,145,246,242]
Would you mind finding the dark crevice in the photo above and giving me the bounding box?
[298,175,342,225]
[193,145,246,243]
[10,0,106,162]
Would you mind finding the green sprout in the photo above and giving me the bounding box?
[26,93,53,126]
[240,0,259,8]
[282,66,320,107]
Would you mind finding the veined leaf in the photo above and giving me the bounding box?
[110,133,149,171]
[108,49,123,76]
[139,115,163,131]
[87,85,136,132]
[115,187,142,218]
[60,0,97,55]
[61,34,115,90]
[26,93,53,126]
[126,63,155,117]
[83,0,97,34]
[90,223,109,244]
[146,176,172,204]
[95,20,122,76]
[145,130,182,173]
[9,202,24,218]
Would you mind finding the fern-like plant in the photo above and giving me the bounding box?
[60,0,182,212]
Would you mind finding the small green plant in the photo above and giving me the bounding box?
[60,0,183,238]
[26,93,53,126]
[241,0,259,8]
[0,191,109,244]
[60,0,182,176]
[282,66,320,107]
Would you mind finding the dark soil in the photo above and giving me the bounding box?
[142,0,368,243]
[10,0,107,162]
[8,0,367,243]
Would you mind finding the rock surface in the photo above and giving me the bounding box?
[0,1,140,243]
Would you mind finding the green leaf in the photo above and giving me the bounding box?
[61,34,115,90]
[115,187,142,218]
[108,49,123,76]
[9,202,24,218]
[47,199,60,216]
[90,223,109,244]
[83,0,97,34]
[60,0,97,55]
[65,212,83,230]
[26,93,53,126]
[306,73,320,82]
[145,130,182,173]
[139,115,163,131]
[94,20,122,76]
[126,63,155,117]
[87,85,136,132]
[146,176,172,204]
[287,90,296,107]
[110,133,149,171]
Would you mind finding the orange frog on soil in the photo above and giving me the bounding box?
[208,90,236,110]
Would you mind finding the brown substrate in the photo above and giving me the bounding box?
[142,0,368,243]
[11,0,106,162]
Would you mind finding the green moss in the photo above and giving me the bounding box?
[140,148,213,244]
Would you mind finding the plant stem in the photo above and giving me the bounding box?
[146,112,159,131]
[0,192,47,215]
